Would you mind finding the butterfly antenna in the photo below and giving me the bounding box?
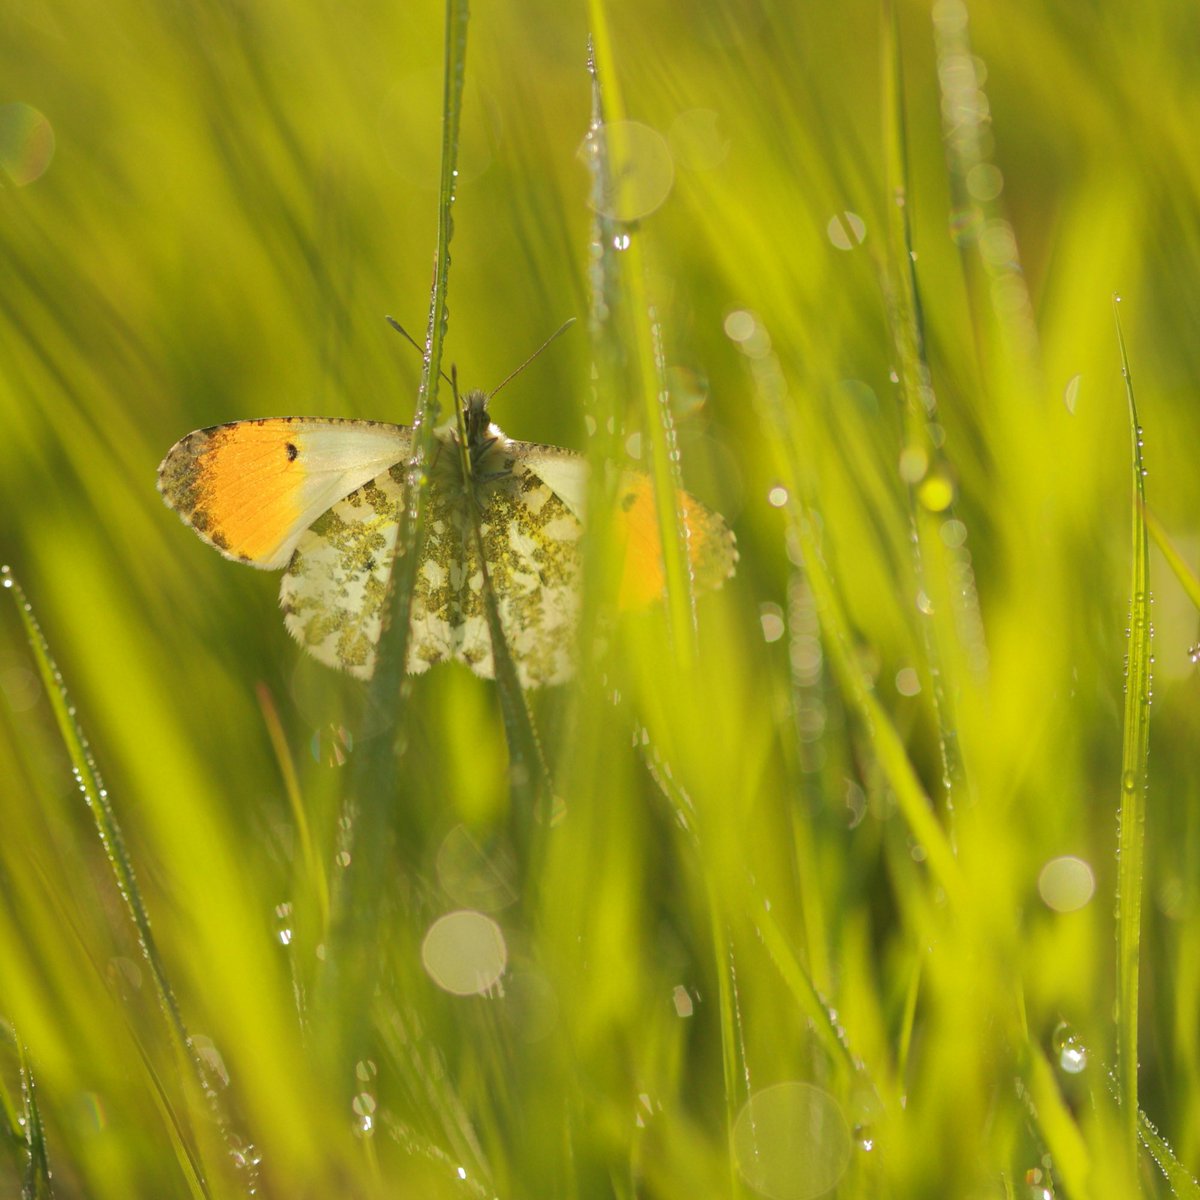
[488,318,576,400]
[386,316,455,388]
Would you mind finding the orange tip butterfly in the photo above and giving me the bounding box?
[158,387,736,687]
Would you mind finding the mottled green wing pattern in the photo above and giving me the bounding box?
[279,465,405,679]
[414,455,583,687]
[280,451,585,686]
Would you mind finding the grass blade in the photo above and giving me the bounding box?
[880,0,978,820]
[447,372,553,818]
[582,15,697,671]
[1139,1105,1200,1199]
[1112,295,1151,1171]
[324,0,471,1037]
[1141,501,1200,613]
[737,349,963,904]
[1,567,220,1196]
[11,1034,53,1200]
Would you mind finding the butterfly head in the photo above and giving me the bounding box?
[462,388,502,467]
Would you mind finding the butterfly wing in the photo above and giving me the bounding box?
[513,442,737,609]
[391,448,585,686]
[279,450,585,686]
[279,464,406,679]
[272,431,735,687]
[158,417,412,570]
[457,454,585,686]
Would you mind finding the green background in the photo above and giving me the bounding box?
[2,0,1199,1195]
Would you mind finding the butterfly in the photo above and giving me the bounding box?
[157,389,737,688]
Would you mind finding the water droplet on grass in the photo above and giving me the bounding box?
[1053,1023,1089,1074]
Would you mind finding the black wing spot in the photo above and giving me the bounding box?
[286,442,299,461]
[621,492,638,511]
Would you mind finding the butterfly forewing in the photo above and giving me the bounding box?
[158,417,412,570]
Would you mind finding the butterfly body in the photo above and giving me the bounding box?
[158,392,735,687]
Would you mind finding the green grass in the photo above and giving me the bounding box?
[3,0,1200,1196]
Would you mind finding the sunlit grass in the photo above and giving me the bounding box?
[3,0,1200,1196]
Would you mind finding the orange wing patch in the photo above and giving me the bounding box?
[613,475,738,610]
[158,421,306,565]
[158,417,411,570]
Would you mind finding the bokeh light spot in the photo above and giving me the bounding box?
[733,1082,852,1200]
[0,103,55,186]
[1038,856,1095,912]
[667,364,709,418]
[898,445,929,484]
[584,120,674,221]
[421,910,507,996]
[966,162,1003,201]
[826,211,866,250]
[724,309,758,343]
[917,472,955,512]
[1063,373,1081,414]
[939,518,968,548]
[435,825,517,913]
[759,603,785,643]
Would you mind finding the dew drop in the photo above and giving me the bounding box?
[1053,1023,1089,1075]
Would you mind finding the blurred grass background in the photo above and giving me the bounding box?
[2,0,1200,1195]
